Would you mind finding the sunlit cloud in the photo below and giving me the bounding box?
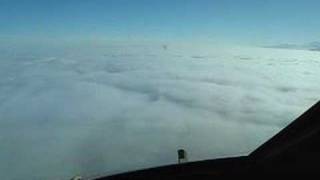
[0,43,319,179]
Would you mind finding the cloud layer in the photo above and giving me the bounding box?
[265,41,320,51]
[0,44,319,179]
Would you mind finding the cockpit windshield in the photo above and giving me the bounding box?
[0,0,319,179]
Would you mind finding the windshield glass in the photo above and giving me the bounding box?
[0,0,319,179]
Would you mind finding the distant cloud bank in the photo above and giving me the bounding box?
[264,41,320,51]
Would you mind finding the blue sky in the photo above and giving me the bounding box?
[1,0,320,45]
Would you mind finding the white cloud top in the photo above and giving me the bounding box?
[0,44,319,179]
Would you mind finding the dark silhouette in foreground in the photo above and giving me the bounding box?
[94,101,320,179]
